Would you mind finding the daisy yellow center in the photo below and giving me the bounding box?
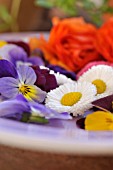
[92,79,106,94]
[61,92,82,106]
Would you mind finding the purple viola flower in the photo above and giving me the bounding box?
[0,94,72,123]
[8,41,31,56]
[0,44,44,67]
[26,56,44,66]
[30,102,72,120]
[32,66,58,92]
[0,60,46,102]
[0,97,30,118]
[47,64,76,80]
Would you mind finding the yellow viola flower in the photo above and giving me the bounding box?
[85,111,113,130]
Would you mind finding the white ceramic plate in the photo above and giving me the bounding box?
[0,33,113,155]
[0,118,113,155]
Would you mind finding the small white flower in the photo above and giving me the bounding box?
[79,65,113,99]
[50,72,74,85]
[45,82,96,116]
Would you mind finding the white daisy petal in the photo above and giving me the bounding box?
[45,82,96,116]
[78,65,113,99]
[50,72,74,85]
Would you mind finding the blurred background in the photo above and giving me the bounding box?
[0,0,113,32]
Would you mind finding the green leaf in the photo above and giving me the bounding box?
[82,0,95,10]
[35,0,53,8]
[20,112,48,124]
[0,5,13,24]
[21,112,30,122]
[29,116,49,124]
[101,6,113,13]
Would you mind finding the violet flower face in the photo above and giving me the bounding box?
[0,60,46,102]
[47,64,76,80]
[0,44,44,68]
[32,66,58,92]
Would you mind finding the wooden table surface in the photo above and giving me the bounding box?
[0,144,113,170]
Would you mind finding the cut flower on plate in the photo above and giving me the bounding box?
[76,94,113,130]
[0,60,46,102]
[85,111,113,131]
[78,65,113,99]
[45,81,96,116]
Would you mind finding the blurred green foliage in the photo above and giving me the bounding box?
[0,0,21,32]
[35,0,113,26]
[0,5,14,32]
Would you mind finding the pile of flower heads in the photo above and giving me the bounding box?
[1,17,113,130]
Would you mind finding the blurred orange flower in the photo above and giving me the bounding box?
[29,17,100,72]
[95,18,113,62]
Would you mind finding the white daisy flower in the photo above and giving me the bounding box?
[45,82,96,116]
[50,72,74,85]
[78,65,113,99]
[40,66,74,85]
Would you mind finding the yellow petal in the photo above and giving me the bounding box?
[0,41,7,47]
[19,84,38,101]
[85,111,113,130]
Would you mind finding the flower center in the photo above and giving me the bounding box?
[19,84,37,101]
[19,85,30,95]
[61,92,82,106]
[92,79,106,94]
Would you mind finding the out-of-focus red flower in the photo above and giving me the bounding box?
[95,18,113,62]
[29,17,100,72]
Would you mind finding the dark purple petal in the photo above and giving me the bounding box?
[92,94,113,112]
[35,74,46,88]
[44,74,57,92]
[8,41,30,56]
[32,66,58,92]
[47,64,76,80]
[0,60,18,78]
[76,118,85,129]
[28,56,44,66]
